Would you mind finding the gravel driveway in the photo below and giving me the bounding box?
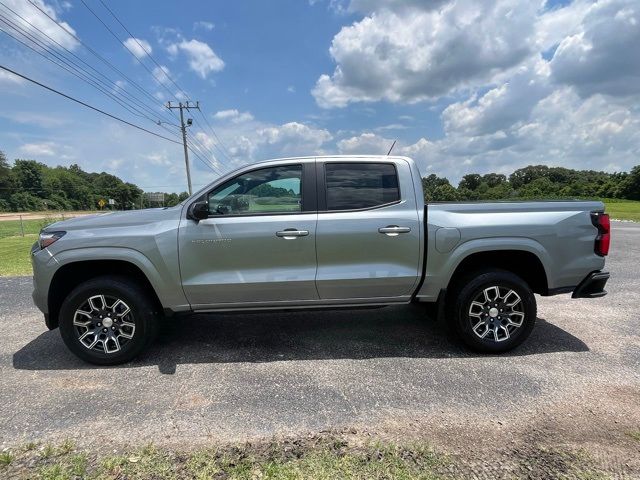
[1,222,639,473]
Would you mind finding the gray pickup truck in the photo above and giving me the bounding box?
[31,156,610,364]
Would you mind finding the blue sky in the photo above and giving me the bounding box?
[1,0,638,192]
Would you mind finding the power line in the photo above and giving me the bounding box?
[78,0,179,102]
[96,0,189,100]
[187,136,224,175]
[0,19,166,124]
[24,0,179,127]
[0,1,178,127]
[0,64,182,145]
[88,0,235,164]
[187,143,220,175]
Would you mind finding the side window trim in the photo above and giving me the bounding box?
[317,161,402,213]
[201,162,317,218]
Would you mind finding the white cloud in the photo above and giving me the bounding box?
[0,69,25,85]
[18,141,74,159]
[213,109,254,123]
[550,0,640,97]
[534,0,592,51]
[123,37,152,59]
[313,0,542,108]
[256,122,332,157]
[193,21,215,31]
[441,59,551,137]
[2,0,78,50]
[167,39,224,78]
[338,132,394,155]
[152,65,172,88]
[19,142,57,156]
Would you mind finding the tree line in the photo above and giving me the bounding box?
[1,149,639,211]
[422,164,640,202]
[0,150,188,212]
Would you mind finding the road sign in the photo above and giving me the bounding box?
[98,199,106,208]
[108,199,115,205]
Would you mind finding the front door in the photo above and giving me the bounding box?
[179,162,318,308]
[315,160,421,300]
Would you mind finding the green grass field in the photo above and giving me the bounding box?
[0,235,36,276]
[602,198,640,222]
[0,217,65,239]
[0,200,638,277]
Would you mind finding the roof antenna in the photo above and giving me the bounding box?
[386,140,397,156]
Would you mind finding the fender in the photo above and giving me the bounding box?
[417,237,552,300]
[47,247,191,311]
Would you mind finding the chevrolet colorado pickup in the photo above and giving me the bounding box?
[31,156,610,365]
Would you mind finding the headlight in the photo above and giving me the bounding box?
[39,231,66,249]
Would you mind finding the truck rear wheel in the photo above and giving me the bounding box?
[448,269,536,353]
[58,275,158,365]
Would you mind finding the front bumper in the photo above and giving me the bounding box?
[571,271,609,299]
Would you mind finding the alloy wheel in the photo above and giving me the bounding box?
[73,294,135,354]
[468,286,525,342]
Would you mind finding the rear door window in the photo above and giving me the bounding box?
[325,163,400,211]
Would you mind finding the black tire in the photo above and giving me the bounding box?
[447,269,536,353]
[59,275,158,365]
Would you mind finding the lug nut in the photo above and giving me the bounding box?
[102,328,107,332]
[97,323,101,327]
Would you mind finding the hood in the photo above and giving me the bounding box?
[43,207,183,232]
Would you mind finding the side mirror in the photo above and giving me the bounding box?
[188,201,209,221]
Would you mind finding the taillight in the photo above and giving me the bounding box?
[591,212,610,256]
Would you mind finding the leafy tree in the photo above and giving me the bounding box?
[620,165,640,200]
[9,191,44,211]
[422,174,452,201]
[458,174,482,191]
[482,173,507,188]
[431,183,459,201]
[0,150,15,207]
[12,159,45,197]
[509,165,550,189]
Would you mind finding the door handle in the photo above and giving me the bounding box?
[276,229,309,239]
[378,225,411,236]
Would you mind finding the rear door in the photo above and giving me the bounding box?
[179,161,319,308]
[315,159,421,300]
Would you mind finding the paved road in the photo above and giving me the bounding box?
[1,223,639,467]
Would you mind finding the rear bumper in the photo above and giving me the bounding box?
[571,271,609,299]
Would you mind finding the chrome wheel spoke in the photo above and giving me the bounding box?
[104,335,121,354]
[88,295,106,312]
[112,299,130,318]
[483,286,500,303]
[118,330,134,340]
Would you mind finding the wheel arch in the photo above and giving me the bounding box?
[447,248,549,295]
[47,259,164,329]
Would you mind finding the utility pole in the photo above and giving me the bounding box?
[166,101,199,195]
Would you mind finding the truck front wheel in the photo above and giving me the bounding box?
[58,275,158,365]
[448,269,536,353]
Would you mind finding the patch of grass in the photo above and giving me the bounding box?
[23,442,38,452]
[0,234,36,276]
[0,216,65,239]
[37,453,88,480]
[3,437,452,480]
[0,215,66,277]
[1,435,627,480]
[627,430,640,441]
[0,451,14,466]
[603,198,640,222]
